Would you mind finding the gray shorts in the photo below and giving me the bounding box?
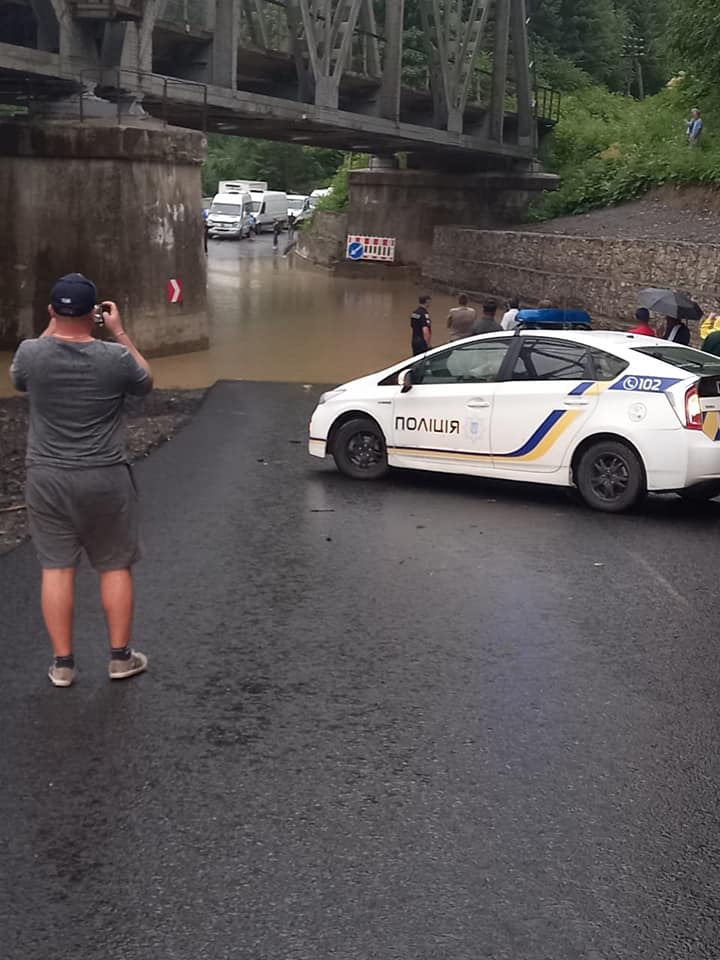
[25,464,141,571]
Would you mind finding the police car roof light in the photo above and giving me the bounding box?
[516,308,592,330]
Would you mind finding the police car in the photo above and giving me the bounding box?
[308,326,720,512]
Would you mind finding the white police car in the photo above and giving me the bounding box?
[308,329,720,512]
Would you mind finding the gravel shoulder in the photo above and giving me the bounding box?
[0,389,206,556]
[520,192,720,243]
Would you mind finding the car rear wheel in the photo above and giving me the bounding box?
[332,418,388,480]
[576,440,645,513]
[678,481,720,503]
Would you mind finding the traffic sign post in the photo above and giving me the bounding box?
[167,278,183,304]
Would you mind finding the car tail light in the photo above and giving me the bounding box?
[685,385,703,431]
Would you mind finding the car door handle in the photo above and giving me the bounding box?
[467,399,491,409]
[564,398,590,407]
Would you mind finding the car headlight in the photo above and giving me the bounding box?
[318,388,346,405]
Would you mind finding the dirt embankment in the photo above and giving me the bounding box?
[0,390,206,556]
[521,186,720,244]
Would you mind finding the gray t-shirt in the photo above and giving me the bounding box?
[10,337,152,468]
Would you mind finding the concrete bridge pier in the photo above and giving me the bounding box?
[346,167,558,268]
[0,121,208,355]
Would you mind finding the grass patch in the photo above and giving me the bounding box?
[533,77,720,219]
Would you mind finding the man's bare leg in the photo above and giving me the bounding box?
[41,568,76,657]
[100,569,148,679]
[100,568,133,650]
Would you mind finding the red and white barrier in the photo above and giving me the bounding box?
[346,236,397,263]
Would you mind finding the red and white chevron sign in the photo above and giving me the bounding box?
[167,278,183,304]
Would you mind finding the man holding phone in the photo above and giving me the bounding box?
[10,273,153,687]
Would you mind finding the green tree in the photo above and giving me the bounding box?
[669,0,720,85]
[530,0,670,93]
[202,137,343,196]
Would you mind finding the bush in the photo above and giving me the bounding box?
[315,154,370,213]
[532,77,720,219]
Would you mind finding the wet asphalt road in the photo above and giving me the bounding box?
[2,381,720,960]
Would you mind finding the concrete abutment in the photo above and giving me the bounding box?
[0,121,208,355]
[296,167,558,270]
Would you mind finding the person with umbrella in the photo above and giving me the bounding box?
[638,288,702,347]
[663,316,691,345]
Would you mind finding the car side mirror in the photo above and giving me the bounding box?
[400,370,414,393]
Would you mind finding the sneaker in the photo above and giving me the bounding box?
[108,650,148,681]
[48,663,75,687]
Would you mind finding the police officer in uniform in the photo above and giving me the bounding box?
[410,295,432,356]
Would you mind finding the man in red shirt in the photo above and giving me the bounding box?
[628,308,656,337]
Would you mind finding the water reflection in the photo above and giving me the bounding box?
[0,239,457,396]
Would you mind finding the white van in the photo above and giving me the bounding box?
[287,194,309,219]
[207,190,253,240]
[219,180,267,194]
[250,190,289,232]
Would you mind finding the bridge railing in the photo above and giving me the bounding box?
[78,67,208,129]
[535,84,561,124]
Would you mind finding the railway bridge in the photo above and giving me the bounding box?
[0,1,559,352]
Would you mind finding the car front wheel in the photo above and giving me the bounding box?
[575,440,645,513]
[332,418,389,480]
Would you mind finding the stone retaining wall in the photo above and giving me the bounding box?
[426,228,720,322]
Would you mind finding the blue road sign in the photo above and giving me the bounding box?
[348,241,364,261]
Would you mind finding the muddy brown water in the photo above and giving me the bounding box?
[0,239,458,397]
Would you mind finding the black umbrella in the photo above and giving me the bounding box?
[638,288,703,321]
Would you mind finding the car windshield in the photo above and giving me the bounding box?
[210,203,242,216]
[288,198,305,210]
[249,200,263,212]
[632,345,720,375]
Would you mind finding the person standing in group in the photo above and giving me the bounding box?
[628,307,657,337]
[663,316,691,345]
[687,108,703,147]
[247,212,257,240]
[447,293,477,341]
[10,274,153,688]
[702,329,720,357]
[474,299,502,335]
[410,295,432,355]
[501,296,521,331]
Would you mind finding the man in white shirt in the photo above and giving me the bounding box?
[501,296,521,331]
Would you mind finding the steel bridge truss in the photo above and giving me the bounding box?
[0,0,558,160]
[228,0,540,143]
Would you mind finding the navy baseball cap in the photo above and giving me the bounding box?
[50,273,98,317]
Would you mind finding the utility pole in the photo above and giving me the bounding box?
[623,33,646,101]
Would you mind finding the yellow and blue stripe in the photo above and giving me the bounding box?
[390,407,583,463]
[702,411,720,442]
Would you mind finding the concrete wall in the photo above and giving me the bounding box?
[347,169,557,267]
[426,228,720,322]
[0,121,208,355]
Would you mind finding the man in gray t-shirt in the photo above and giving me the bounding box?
[10,273,153,688]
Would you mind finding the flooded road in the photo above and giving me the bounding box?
[0,237,456,395]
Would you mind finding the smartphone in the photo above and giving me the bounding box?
[94,306,105,326]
